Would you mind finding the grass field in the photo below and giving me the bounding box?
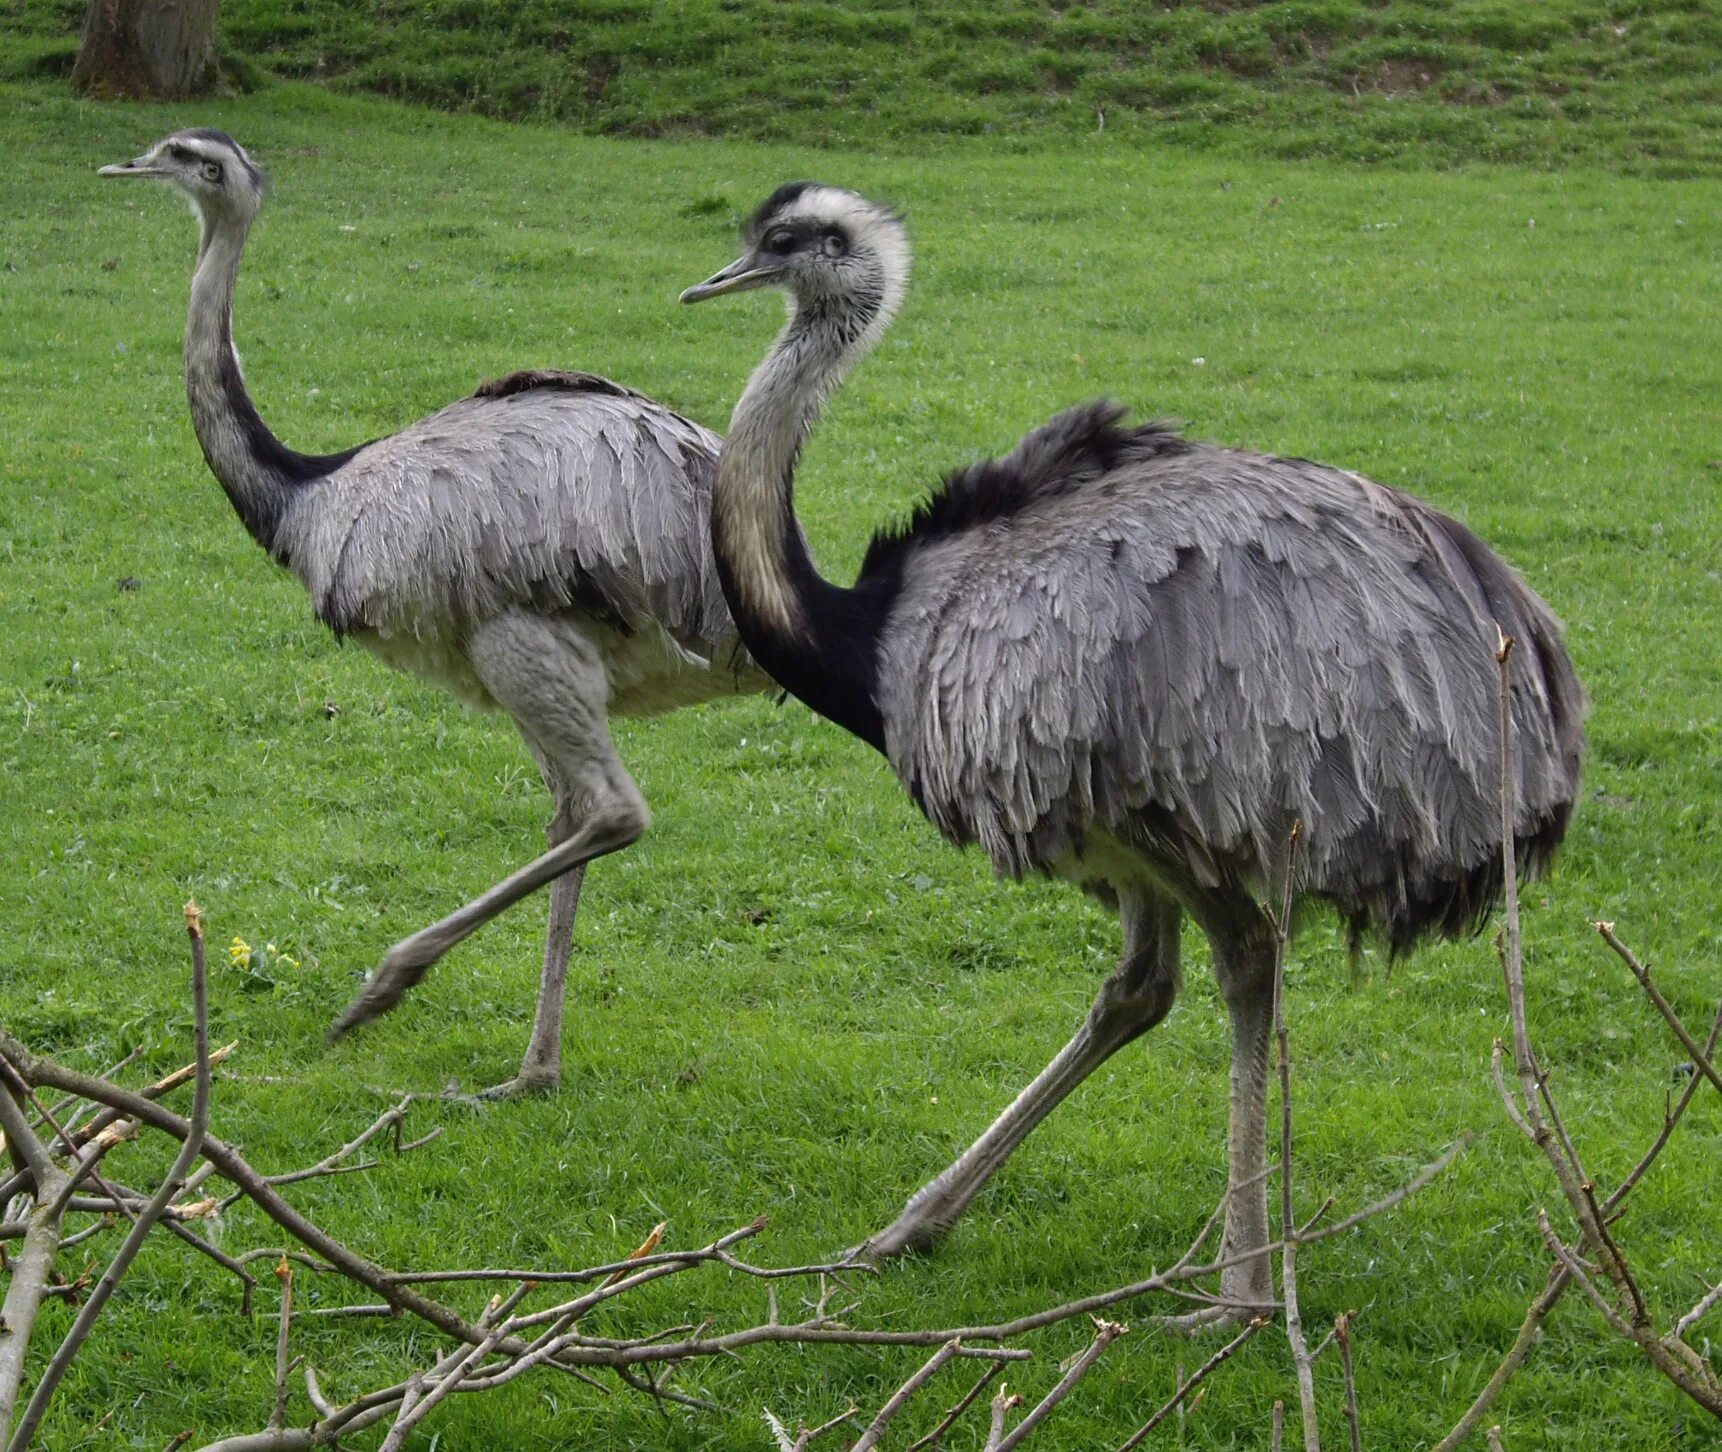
[4,0,1722,172]
[1,62,1720,1452]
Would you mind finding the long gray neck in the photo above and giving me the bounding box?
[184,210,309,562]
[713,302,893,752]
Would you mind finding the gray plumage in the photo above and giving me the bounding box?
[298,370,733,661]
[103,130,767,1096]
[685,184,1584,1312]
[874,401,1579,950]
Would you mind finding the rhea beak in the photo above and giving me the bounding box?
[680,252,779,303]
[98,155,165,178]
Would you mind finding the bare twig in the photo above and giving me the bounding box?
[8,901,214,1452]
[0,1097,69,1439]
[270,1259,294,1429]
[1115,1316,1270,1451]
[1431,1263,1569,1452]
[983,1387,1023,1452]
[850,1339,963,1452]
[1481,634,1722,1424]
[1594,923,1722,1099]
[1335,1311,1361,1452]
[994,1319,1127,1452]
[903,1360,1008,1452]
[1675,1279,1722,1342]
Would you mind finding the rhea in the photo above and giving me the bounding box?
[682,184,1585,1314]
[102,129,769,1097]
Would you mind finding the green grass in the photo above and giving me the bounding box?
[4,0,1722,172]
[1,77,1720,1448]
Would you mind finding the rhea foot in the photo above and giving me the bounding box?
[849,1195,964,1264]
[1154,1299,1273,1336]
[329,939,443,1042]
[473,1068,561,1101]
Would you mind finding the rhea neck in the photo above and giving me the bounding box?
[184,202,323,563]
[714,295,895,754]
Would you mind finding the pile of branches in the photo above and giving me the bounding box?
[0,639,1714,1448]
[0,901,1459,1449]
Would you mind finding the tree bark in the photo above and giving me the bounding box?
[71,0,224,100]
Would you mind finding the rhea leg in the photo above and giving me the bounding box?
[330,614,647,1051]
[1206,911,1278,1317]
[500,859,584,1094]
[862,887,1182,1260]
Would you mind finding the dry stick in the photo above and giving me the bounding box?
[33,1046,144,1138]
[849,1339,964,1452]
[1675,1279,1722,1342]
[0,1073,70,1442]
[161,1221,259,1313]
[8,901,213,1452]
[388,1241,868,1287]
[0,1073,57,1194]
[1606,994,1722,1215]
[1429,1263,1569,1452]
[1335,1311,1361,1452]
[376,1326,507,1452]
[1271,822,1320,1452]
[1272,1400,1285,1452]
[994,1319,1127,1452]
[611,1366,717,1415]
[765,1405,855,1452]
[1535,1215,1641,1345]
[67,1043,238,1150]
[1491,638,1722,1420]
[903,1359,1009,1452]
[270,1259,294,1430]
[0,1042,495,1352]
[983,1388,1023,1452]
[1484,1428,1505,1452]
[1115,1315,1270,1452]
[1594,923,1722,1100]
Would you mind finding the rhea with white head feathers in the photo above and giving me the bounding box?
[102,129,772,1097]
[685,184,1584,1313]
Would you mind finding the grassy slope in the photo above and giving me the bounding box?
[1,77,1720,1449]
[4,0,1722,172]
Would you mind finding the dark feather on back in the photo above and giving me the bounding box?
[862,401,1190,576]
[472,369,648,403]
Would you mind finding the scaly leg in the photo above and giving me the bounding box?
[330,613,646,1045]
[862,888,1181,1260]
[478,859,586,1098]
[1204,913,1278,1321]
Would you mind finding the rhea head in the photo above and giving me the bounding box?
[100,128,267,231]
[681,182,910,343]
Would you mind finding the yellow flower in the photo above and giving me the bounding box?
[228,936,252,970]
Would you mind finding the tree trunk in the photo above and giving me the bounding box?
[71,0,224,100]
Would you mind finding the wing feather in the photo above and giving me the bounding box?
[880,434,1584,944]
[284,377,731,652]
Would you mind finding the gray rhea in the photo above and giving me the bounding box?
[102,130,771,1097]
[684,183,1585,1315]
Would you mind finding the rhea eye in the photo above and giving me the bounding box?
[764,229,795,254]
[821,228,847,258]
[201,160,224,184]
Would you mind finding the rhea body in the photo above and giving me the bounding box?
[103,129,770,1096]
[683,184,1585,1312]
